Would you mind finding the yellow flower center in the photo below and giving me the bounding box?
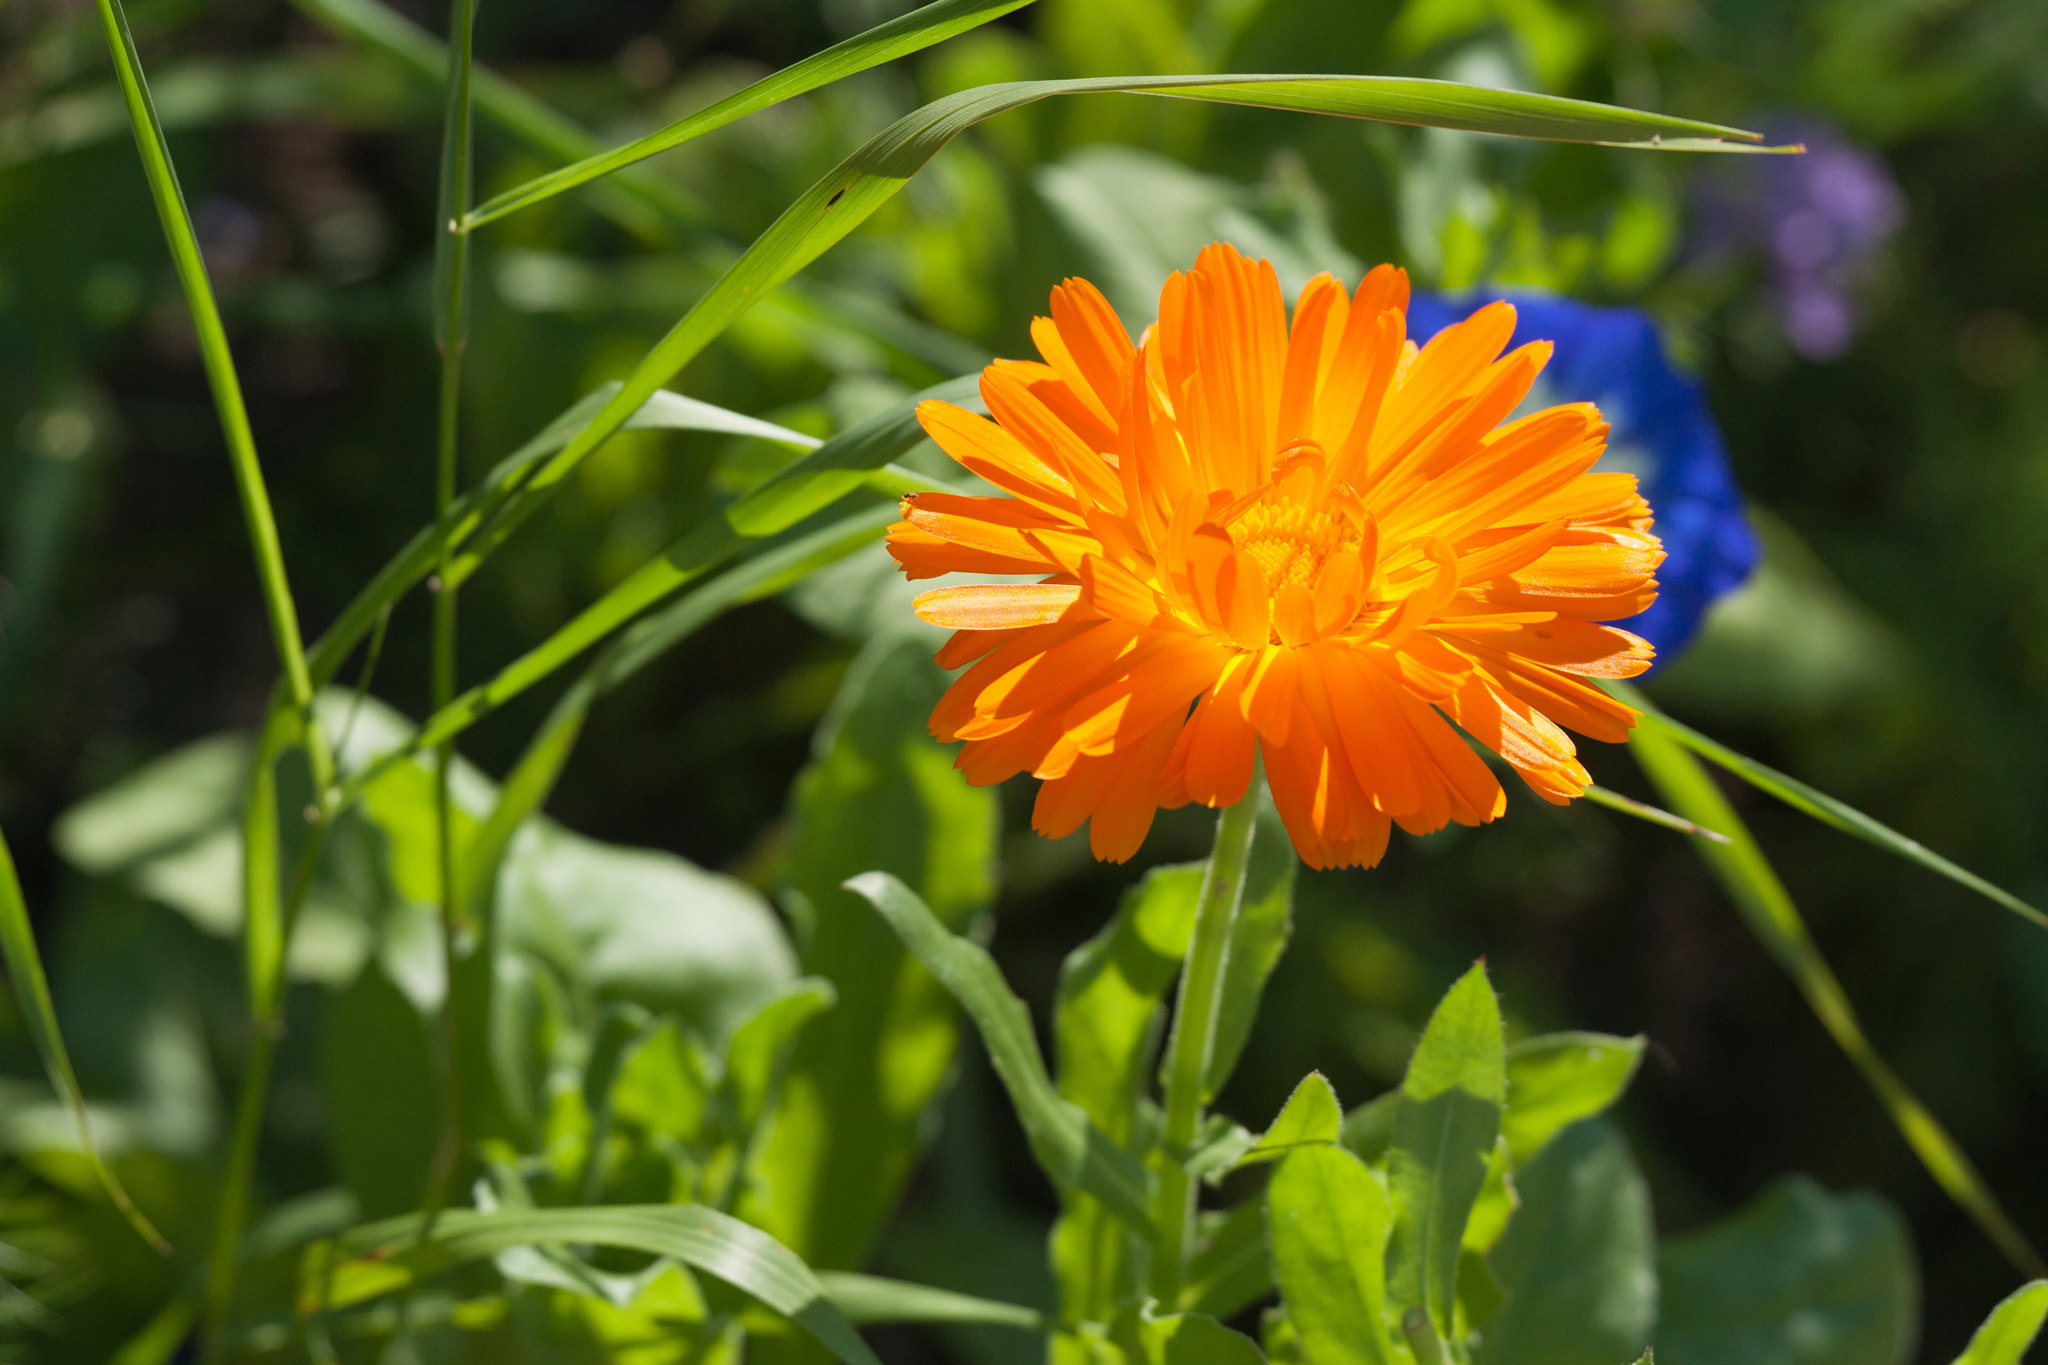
[1229,501,1359,592]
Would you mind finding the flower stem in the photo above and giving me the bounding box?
[1148,785,1261,1305]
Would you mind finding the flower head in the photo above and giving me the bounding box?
[888,244,1663,870]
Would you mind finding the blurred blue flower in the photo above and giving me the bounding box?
[1692,118,1906,360]
[1406,291,1760,665]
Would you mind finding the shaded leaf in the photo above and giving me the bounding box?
[1182,1200,1274,1321]
[322,958,438,1219]
[1654,1177,1917,1365]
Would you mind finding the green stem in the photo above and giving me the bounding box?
[421,0,479,1219]
[91,0,312,710]
[1149,788,1261,1305]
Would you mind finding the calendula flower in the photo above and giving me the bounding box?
[887,243,1662,870]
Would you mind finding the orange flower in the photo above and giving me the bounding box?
[887,244,1662,870]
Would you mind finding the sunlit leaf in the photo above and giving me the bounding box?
[1950,1281,2048,1365]
[1267,1145,1398,1365]
[1500,1033,1645,1166]
[1239,1073,1344,1166]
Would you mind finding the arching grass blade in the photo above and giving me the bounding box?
[1612,683,2047,931]
[0,823,169,1253]
[1629,717,2047,1279]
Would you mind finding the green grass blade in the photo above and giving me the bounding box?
[846,871,1157,1231]
[92,0,313,709]
[316,1205,881,1365]
[1628,717,2048,1279]
[1613,683,2046,931]
[1582,783,1732,845]
[464,0,1038,230]
[437,74,1770,587]
[815,1272,1048,1330]
[0,823,170,1253]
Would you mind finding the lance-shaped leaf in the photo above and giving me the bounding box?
[1500,1033,1645,1166]
[1268,1145,1398,1365]
[309,1204,880,1365]
[1387,962,1506,1342]
[1239,1073,1343,1166]
[1950,1281,2048,1365]
[847,871,1155,1231]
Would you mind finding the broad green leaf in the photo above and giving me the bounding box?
[723,977,838,1143]
[1052,862,1199,1327]
[1500,1033,1646,1166]
[322,959,439,1219]
[747,637,999,1271]
[313,1204,881,1365]
[1654,1177,1917,1365]
[498,820,796,1043]
[1342,1092,1400,1167]
[1388,963,1507,1342]
[1115,1302,1268,1365]
[1240,1073,1343,1165]
[817,1272,1048,1330]
[1182,1200,1274,1321]
[848,871,1155,1230]
[51,733,251,874]
[1614,683,2046,932]
[1205,799,1296,1100]
[0,823,168,1252]
[464,0,1040,229]
[1630,717,2045,1279]
[610,1020,711,1145]
[1267,1145,1398,1365]
[1950,1282,2048,1365]
[1476,1120,1655,1365]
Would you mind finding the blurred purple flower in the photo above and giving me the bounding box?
[1693,118,1905,360]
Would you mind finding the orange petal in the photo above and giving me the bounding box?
[914,583,1084,631]
[1182,652,1258,808]
[918,400,1078,518]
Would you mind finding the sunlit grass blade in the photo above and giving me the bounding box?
[438,76,1772,589]
[816,1272,1048,1330]
[92,0,313,710]
[1628,718,2048,1279]
[1581,783,1732,845]
[847,872,1158,1231]
[311,1205,881,1365]
[1612,683,2047,931]
[464,0,1038,230]
[0,823,169,1253]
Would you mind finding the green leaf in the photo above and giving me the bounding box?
[1614,683,2046,932]
[1115,1302,1269,1365]
[51,733,252,875]
[464,0,1040,229]
[1500,1033,1645,1167]
[498,820,797,1043]
[1475,1120,1655,1365]
[315,1204,882,1365]
[1240,1073,1344,1165]
[322,958,439,1219]
[848,870,1156,1231]
[1342,1092,1401,1167]
[1388,963,1507,1341]
[1950,1282,2048,1365]
[1052,862,1199,1327]
[1267,1145,1398,1365]
[1205,799,1296,1100]
[817,1272,1048,1330]
[747,636,999,1270]
[0,823,169,1252]
[722,977,838,1143]
[1629,716,2045,1279]
[1182,1199,1274,1321]
[1654,1177,1917,1365]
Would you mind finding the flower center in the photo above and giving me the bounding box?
[1229,501,1360,592]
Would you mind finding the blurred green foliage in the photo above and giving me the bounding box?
[1,0,2047,1359]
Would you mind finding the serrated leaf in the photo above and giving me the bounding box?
[847,871,1154,1231]
[1950,1281,2048,1365]
[1501,1033,1645,1167]
[1267,1146,1398,1365]
[1240,1073,1343,1165]
[1388,963,1506,1341]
